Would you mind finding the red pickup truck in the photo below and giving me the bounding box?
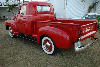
[5,1,99,55]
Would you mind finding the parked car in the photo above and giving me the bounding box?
[81,13,100,19]
[72,13,100,28]
[82,13,100,28]
[5,1,99,55]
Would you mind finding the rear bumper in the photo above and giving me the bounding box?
[80,31,96,41]
[75,37,99,51]
[75,32,99,51]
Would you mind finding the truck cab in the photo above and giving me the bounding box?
[15,2,55,35]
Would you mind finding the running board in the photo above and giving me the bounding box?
[16,34,37,43]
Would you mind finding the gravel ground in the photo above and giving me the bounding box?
[0,20,100,67]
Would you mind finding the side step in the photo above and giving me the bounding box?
[16,34,37,43]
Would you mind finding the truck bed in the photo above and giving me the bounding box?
[54,18,98,26]
[49,18,98,41]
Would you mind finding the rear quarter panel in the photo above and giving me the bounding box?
[37,26,73,49]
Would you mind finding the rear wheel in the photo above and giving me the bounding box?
[9,27,15,38]
[42,36,57,55]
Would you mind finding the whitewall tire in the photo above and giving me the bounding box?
[9,27,15,38]
[42,36,57,55]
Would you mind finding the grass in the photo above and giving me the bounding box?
[0,20,100,67]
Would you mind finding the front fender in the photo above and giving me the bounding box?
[37,26,73,49]
[5,20,20,35]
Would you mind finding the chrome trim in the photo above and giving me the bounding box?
[75,37,99,51]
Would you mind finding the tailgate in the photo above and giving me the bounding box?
[79,22,97,41]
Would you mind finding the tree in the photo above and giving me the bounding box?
[6,0,20,12]
[88,1,99,13]
[96,15,100,29]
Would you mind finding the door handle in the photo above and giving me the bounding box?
[23,18,26,19]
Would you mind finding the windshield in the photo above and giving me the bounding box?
[81,14,87,19]
[37,5,50,12]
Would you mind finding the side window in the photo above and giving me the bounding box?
[20,6,26,15]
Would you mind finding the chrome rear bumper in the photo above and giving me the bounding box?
[75,37,99,51]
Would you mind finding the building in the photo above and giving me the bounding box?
[0,0,22,19]
[47,0,66,18]
[0,0,100,19]
[47,0,100,18]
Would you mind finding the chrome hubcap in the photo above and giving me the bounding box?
[43,39,52,52]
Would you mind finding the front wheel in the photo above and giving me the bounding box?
[42,36,57,55]
[9,27,15,38]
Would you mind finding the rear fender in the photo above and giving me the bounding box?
[37,26,73,49]
[5,20,20,35]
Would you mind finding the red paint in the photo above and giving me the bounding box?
[5,1,98,49]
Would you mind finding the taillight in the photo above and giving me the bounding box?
[78,29,83,36]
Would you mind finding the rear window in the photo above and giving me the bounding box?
[37,5,50,12]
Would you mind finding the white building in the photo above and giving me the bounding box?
[0,0,21,19]
[47,0,100,18]
[0,0,100,19]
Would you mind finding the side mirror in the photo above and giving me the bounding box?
[21,12,24,15]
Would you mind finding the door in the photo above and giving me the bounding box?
[17,6,27,34]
